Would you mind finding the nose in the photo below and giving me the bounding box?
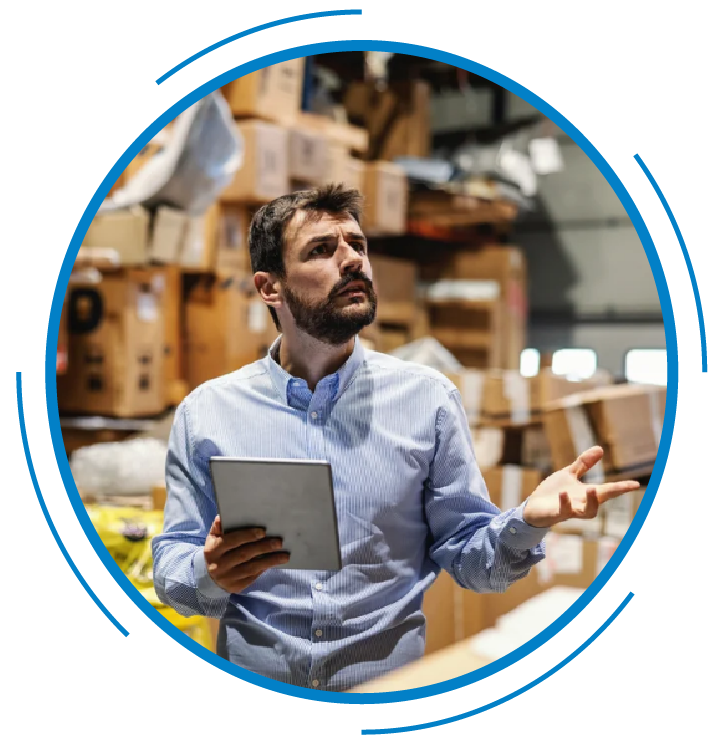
[338,240,364,274]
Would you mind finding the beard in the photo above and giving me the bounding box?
[282,271,378,346]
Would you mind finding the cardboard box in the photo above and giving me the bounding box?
[221,59,303,124]
[297,112,369,155]
[363,162,407,235]
[422,246,526,371]
[535,535,619,589]
[148,207,187,264]
[482,466,542,512]
[223,121,289,201]
[532,369,594,410]
[370,255,417,324]
[288,126,329,184]
[160,266,183,406]
[471,425,551,473]
[184,274,278,389]
[179,206,217,271]
[426,301,499,358]
[484,565,543,628]
[325,143,364,191]
[543,385,664,477]
[344,80,430,160]
[447,370,532,426]
[82,207,150,265]
[422,571,456,655]
[57,268,166,417]
[215,203,254,273]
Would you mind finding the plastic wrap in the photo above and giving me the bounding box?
[70,437,167,498]
[102,91,242,216]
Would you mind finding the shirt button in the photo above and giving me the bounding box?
[310,411,318,419]
[509,527,518,535]
[315,582,323,590]
[311,679,320,687]
[315,629,323,637]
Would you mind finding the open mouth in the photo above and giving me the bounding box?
[337,282,368,297]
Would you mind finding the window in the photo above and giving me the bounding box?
[551,348,597,381]
[520,348,540,377]
[625,349,667,386]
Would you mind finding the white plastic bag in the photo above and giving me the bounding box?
[70,438,168,498]
[102,91,242,216]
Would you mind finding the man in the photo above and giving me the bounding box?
[152,185,639,691]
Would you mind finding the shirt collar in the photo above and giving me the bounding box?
[265,335,366,405]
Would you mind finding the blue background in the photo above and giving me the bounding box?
[0,10,723,733]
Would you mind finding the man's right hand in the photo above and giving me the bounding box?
[204,515,290,594]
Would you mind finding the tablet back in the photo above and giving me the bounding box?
[210,457,341,572]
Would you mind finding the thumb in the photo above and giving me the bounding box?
[210,515,223,537]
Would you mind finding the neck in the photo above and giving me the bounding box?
[277,327,356,391]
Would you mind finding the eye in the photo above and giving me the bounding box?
[309,244,330,257]
[351,242,367,254]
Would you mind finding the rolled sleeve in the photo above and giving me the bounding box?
[193,547,231,602]
[500,504,549,551]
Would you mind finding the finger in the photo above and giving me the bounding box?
[567,446,604,478]
[213,537,285,574]
[576,487,599,518]
[225,571,265,594]
[216,527,267,554]
[559,491,572,517]
[209,515,223,537]
[217,552,290,581]
[594,480,641,504]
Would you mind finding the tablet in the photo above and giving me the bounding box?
[209,457,342,572]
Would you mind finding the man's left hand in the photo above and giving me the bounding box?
[522,445,640,529]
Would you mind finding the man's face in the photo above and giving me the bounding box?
[278,210,377,345]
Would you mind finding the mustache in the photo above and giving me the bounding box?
[331,272,374,297]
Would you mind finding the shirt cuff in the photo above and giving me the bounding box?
[499,503,549,550]
[193,547,231,601]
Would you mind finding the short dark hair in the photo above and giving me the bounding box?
[248,184,364,330]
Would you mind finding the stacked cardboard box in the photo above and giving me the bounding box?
[421,246,527,371]
[366,255,418,352]
[184,273,278,390]
[82,206,188,266]
[344,80,431,161]
[57,267,167,417]
[221,59,305,125]
[543,384,666,478]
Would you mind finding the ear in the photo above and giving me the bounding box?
[254,272,282,311]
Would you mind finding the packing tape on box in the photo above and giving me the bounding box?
[648,389,663,446]
[503,371,529,424]
[459,370,485,423]
[137,292,158,321]
[564,404,605,483]
[424,279,500,301]
[500,465,523,513]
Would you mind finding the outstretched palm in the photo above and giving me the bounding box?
[522,446,640,529]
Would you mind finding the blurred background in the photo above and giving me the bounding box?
[55,52,666,691]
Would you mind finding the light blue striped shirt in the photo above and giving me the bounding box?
[152,336,547,691]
